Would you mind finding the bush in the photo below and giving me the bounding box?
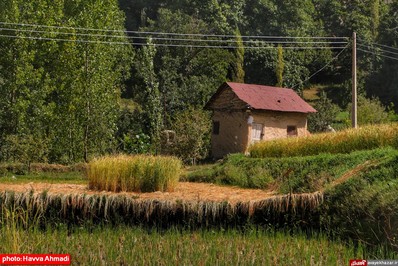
[169,107,211,164]
[87,155,182,192]
[249,123,398,158]
[308,93,340,133]
[348,95,389,125]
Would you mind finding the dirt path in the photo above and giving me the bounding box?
[0,182,276,204]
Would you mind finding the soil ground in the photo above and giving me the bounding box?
[0,182,276,204]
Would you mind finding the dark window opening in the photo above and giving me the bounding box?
[213,121,220,135]
[287,125,297,137]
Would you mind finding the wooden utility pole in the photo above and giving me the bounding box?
[352,32,358,128]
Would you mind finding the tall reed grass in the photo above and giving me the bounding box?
[249,123,398,158]
[87,155,182,192]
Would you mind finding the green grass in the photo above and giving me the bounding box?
[249,123,398,158]
[0,172,86,184]
[185,148,398,193]
[0,225,370,265]
[87,155,182,192]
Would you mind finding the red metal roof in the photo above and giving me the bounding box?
[225,82,316,113]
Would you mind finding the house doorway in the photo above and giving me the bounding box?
[251,123,263,143]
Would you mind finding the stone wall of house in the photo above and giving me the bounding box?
[210,110,310,159]
[249,111,309,142]
[211,110,250,159]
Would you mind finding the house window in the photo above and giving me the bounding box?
[287,125,298,137]
[251,123,263,143]
[213,121,220,135]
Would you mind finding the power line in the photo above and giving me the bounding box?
[291,45,349,89]
[0,21,349,40]
[357,42,398,56]
[0,27,348,45]
[357,48,398,61]
[0,34,348,50]
[357,38,398,52]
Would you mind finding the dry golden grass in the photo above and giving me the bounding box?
[87,155,182,193]
[249,123,398,158]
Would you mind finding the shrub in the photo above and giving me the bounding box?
[87,155,182,192]
[169,107,211,164]
[308,93,340,132]
[348,95,389,125]
[249,123,398,158]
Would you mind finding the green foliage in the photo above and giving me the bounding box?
[135,40,163,152]
[370,2,398,109]
[87,155,182,192]
[321,152,398,249]
[120,133,151,155]
[134,8,233,117]
[186,148,397,193]
[348,95,389,125]
[0,0,132,163]
[249,123,398,158]
[0,171,86,184]
[308,93,341,132]
[0,225,361,265]
[275,45,284,87]
[2,134,48,171]
[169,107,211,164]
[229,28,245,82]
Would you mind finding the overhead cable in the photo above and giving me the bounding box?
[0,27,349,45]
[357,48,398,61]
[291,45,349,89]
[0,21,349,40]
[0,34,348,50]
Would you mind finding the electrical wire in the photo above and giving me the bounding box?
[291,45,349,89]
[0,21,349,40]
[357,37,398,52]
[0,34,348,50]
[357,48,398,61]
[357,42,398,56]
[0,27,349,45]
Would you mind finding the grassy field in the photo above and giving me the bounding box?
[184,147,398,192]
[0,224,365,265]
[0,171,86,184]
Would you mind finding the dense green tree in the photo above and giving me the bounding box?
[0,0,132,163]
[229,28,245,83]
[308,93,340,132]
[135,39,163,153]
[170,107,211,164]
[275,45,284,87]
[242,0,331,91]
[134,8,233,122]
[367,2,398,109]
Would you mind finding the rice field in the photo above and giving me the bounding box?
[87,154,182,192]
[249,123,398,158]
[0,224,363,265]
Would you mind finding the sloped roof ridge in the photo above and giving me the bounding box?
[225,82,316,113]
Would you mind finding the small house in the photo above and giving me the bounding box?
[205,82,316,158]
